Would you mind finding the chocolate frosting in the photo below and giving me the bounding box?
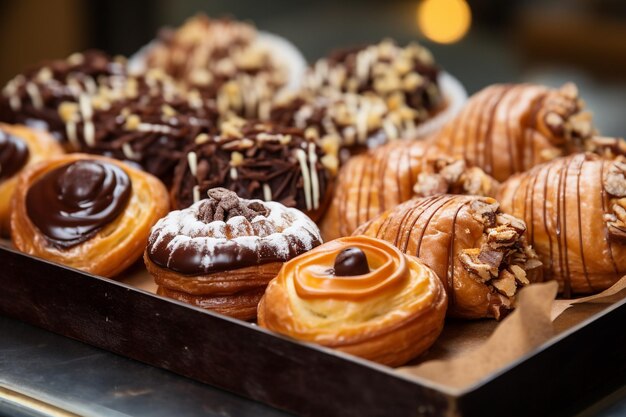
[147,188,322,275]
[26,160,132,248]
[0,129,29,180]
[171,121,334,216]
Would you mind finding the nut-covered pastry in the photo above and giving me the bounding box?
[62,70,218,185]
[144,188,322,320]
[170,119,338,222]
[321,140,499,240]
[430,83,595,182]
[258,235,447,367]
[0,123,64,235]
[11,154,169,277]
[0,50,126,143]
[497,153,626,296]
[355,195,543,319]
[142,15,295,119]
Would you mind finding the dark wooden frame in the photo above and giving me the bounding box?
[1,246,624,417]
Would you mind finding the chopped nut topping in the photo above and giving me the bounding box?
[604,160,626,197]
[124,114,141,130]
[230,151,244,167]
[492,270,517,297]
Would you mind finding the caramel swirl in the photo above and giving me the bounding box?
[0,129,29,181]
[292,236,408,300]
[26,160,132,248]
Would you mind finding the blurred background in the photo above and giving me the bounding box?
[0,0,625,135]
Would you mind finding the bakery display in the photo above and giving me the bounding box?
[497,153,626,296]
[11,154,169,277]
[144,188,322,320]
[136,15,305,119]
[355,195,543,319]
[321,140,499,240]
[170,118,338,221]
[0,50,126,144]
[0,123,64,236]
[257,235,447,367]
[430,83,594,182]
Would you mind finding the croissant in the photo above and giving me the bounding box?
[497,153,626,296]
[320,140,499,240]
[258,235,447,367]
[430,83,594,181]
[355,195,543,319]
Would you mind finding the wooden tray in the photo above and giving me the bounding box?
[1,245,625,417]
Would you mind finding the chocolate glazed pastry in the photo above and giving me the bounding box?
[497,153,626,296]
[63,70,218,186]
[11,154,169,277]
[0,50,126,143]
[258,236,447,367]
[355,195,543,319]
[0,123,63,236]
[430,83,595,182]
[144,188,322,320]
[320,139,499,240]
[170,119,338,222]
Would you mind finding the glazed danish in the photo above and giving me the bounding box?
[0,123,63,235]
[258,236,447,367]
[497,153,626,295]
[11,154,169,277]
[355,195,543,319]
[430,83,594,181]
[145,188,322,320]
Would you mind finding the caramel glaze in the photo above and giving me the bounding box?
[0,129,29,180]
[25,160,131,248]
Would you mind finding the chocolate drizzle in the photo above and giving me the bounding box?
[25,160,132,248]
[0,129,29,180]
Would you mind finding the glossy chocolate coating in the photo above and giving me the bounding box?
[26,160,132,248]
[0,129,29,180]
[334,247,370,276]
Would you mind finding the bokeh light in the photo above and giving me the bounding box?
[417,0,472,44]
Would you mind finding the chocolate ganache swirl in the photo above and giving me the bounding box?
[26,160,132,248]
[0,129,29,181]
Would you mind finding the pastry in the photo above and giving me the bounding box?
[320,140,499,240]
[141,15,301,119]
[429,83,595,182]
[170,118,338,222]
[11,153,169,277]
[257,235,447,367]
[0,123,64,235]
[144,188,322,320]
[355,195,543,319]
[497,152,626,296]
[61,69,218,186]
[0,50,126,143]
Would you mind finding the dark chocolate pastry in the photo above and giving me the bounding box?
[170,118,338,221]
[0,50,126,142]
[63,70,219,185]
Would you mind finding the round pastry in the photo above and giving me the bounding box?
[257,235,447,367]
[170,118,338,222]
[62,69,218,186]
[144,187,322,320]
[320,140,499,240]
[497,153,626,296]
[11,154,169,277]
[0,123,64,236]
[0,50,126,143]
[137,14,305,119]
[355,195,543,319]
[430,83,595,182]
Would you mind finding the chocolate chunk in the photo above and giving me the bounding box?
[333,247,370,276]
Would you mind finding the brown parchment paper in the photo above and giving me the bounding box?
[398,277,626,389]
